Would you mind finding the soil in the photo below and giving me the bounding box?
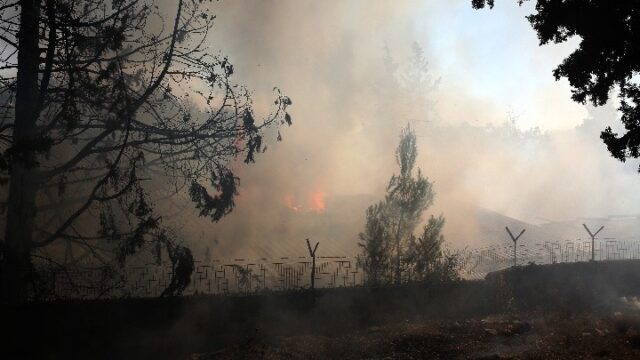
[197,312,640,359]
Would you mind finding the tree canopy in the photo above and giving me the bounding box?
[472,0,640,168]
[0,0,292,302]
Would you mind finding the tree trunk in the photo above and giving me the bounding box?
[3,168,37,302]
[1,0,41,303]
[394,212,404,284]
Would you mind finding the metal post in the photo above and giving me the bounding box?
[306,238,319,290]
[583,224,604,261]
[506,227,526,267]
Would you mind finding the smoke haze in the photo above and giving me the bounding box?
[164,1,640,259]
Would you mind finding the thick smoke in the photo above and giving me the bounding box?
[163,1,640,260]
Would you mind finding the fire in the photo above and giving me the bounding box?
[283,195,302,213]
[283,190,326,213]
[310,191,326,213]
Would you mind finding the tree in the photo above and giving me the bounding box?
[0,0,292,302]
[386,124,434,283]
[358,125,442,284]
[357,202,391,286]
[407,214,445,280]
[398,42,440,106]
[160,241,194,297]
[472,1,640,170]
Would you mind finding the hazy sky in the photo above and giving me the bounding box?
[417,1,587,130]
[211,0,588,131]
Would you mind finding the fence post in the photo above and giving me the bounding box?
[306,238,319,290]
[506,226,526,267]
[583,224,604,261]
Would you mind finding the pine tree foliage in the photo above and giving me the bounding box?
[357,202,391,286]
[358,125,460,285]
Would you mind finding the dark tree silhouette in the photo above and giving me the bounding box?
[160,242,194,297]
[0,0,292,302]
[472,1,640,169]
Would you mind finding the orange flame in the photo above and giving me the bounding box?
[283,191,326,213]
[310,191,326,213]
[283,195,302,213]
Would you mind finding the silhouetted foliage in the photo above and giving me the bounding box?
[0,0,292,302]
[472,0,640,170]
[161,242,194,297]
[189,170,239,222]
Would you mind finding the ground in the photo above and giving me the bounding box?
[5,262,640,359]
[196,312,640,359]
